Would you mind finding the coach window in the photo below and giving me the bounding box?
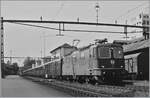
[81,52,85,59]
[93,48,96,57]
[68,57,70,63]
[66,57,68,63]
[65,57,67,63]
[69,57,71,63]
[89,48,92,58]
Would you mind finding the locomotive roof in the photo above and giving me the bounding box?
[97,43,122,47]
[63,43,123,58]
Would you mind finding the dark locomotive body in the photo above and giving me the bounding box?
[96,44,126,82]
[23,43,127,83]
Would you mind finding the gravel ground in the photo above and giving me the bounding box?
[24,76,149,97]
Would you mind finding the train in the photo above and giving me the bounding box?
[22,42,128,84]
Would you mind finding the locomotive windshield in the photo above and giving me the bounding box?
[98,46,123,58]
[98,47,111,58]
[113,47,123,58]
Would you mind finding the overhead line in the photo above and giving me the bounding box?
[52,1,65,20]
[63,29,142,34]
[116,2,148,20]
[8,22,143,34]
[3,19,148,28]
[4,56,42,58]
[9,22,59,30]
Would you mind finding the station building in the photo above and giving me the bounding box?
[114,37,150,80]
[114,37,149,80]
[50,43,77,60]
[123,37,149,80]
[29,43,77,69]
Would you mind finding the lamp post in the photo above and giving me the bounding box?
[40,16,46,63]
[40,32,46,64]
[95,2,100,24]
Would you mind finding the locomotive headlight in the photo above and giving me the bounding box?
[101,66,104,68]
[120,66,123,68]
[94,76,98,80]
[118,50,121,54]
[103,71,106,74]
[110,59,115,65]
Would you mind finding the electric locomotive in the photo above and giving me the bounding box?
[62,42,127,83]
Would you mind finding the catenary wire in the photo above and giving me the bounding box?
[115,2,148,21]
[52,1,66,20]
[8,21,142,34]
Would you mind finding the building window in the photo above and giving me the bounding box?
[139,22,141,24]
[143,15,146,18]
[139,14,141,18]
[142,20,146,25]
[147,21,149,25]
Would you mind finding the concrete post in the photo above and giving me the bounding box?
[0,17,4,96]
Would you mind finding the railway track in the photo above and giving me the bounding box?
[23,76,148,97]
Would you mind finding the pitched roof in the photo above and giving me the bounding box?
[123,38,149,53]
[78,44,91,51]
[128,37,145,43]
[50,43,76,53]
[113,37,146,45]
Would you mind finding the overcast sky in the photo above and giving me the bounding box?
[1,0,149,65]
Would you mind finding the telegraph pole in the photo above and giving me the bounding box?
[0,17,4,96]
[43,32,46,59]
[10,50,12,64]
[124,20,128,40]
[40,16,46,63]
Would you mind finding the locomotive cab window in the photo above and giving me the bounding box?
[98,47,110,58]
[113,47,123,58]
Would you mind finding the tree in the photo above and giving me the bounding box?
[23,57,35,70]
[12,63,19,74]
[1,62,19,77]
[1,62,5,78]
